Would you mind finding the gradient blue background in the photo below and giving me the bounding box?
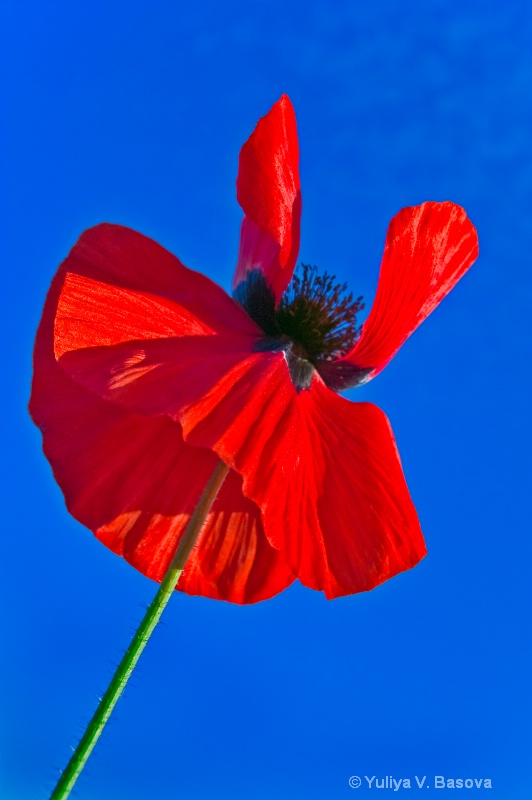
[2,2,531,798]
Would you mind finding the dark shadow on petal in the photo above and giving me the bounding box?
[317,360,373,392]
[285,348,315,391]
[233,269,277,334]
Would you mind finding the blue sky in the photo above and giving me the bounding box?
[1,1,531,798]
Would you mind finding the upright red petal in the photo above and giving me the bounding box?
[342,202,479,379]
[233,94,301,303]
[180,367,427,599]
[30,242,294,605]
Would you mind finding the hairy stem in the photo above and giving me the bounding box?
[50,459,230,800]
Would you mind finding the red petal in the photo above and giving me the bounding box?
[30,269,294,604]
[55,223,261,342]
[57,326,276,420]
[343,202,479,379]
[52,224,267,415]
[233,95,301,303]
[179,469,295,604]
[181,367,427,599]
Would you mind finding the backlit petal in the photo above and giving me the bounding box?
[57,327,276,421]
[52,224,266,414]
[55,223,261,343]
[233,95,301,304]
[181,366,426,599]
[30,269,294,604]
[341,202,479,380]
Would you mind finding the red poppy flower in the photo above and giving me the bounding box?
[30,95,478,603]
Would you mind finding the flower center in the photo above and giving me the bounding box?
[234,264,366,391]
[275,264,364,365]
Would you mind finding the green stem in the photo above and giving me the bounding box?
[50,459,230,800]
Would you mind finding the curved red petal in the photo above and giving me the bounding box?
[57,328,275,420]
[180,364,426,599]
[343,202,479,379]
[30,269,294,604]
[233,95,301,303]
[52,224,267,415]
[55,223,261,342]
[179,469,295,604]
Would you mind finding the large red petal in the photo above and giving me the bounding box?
[342,202,479,379]
[56,323,277,421]
[30,270,294,604]
[179,469,295,604]
[51,224,268,415]
[232,95,301,303]
[180,367,427,599]
[55,223,261,341]
[55,288,262,420]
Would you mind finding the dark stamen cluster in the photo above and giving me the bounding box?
[234,264,367,391]
[275,264,364,364]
